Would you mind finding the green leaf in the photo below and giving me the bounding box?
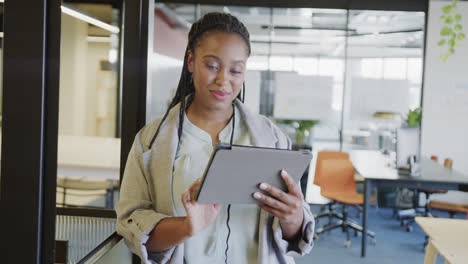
[458,32,466,40]
[440,26,452,36]
[449,38,456,46]
[407,108,422,127]
[444,53,450,61]
[445,16,454,24]
[449,48,455,54]
[441,15,446,20]
[455,24,463,31]
[438,39,446,46]
[442,5,452,14]
[455,14,462,22]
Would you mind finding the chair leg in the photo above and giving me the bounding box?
[314,203,376,246]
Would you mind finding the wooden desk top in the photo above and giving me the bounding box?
[415,217,468,264]
[350,150,468,184]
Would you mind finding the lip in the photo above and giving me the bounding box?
[210,91,230,100]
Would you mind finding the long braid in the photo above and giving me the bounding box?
[149,12,251,148]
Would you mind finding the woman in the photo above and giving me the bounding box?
[116,12,314,264]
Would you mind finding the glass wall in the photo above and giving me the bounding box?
[146,3,425,203]
[147,4,347,152]
[342,10,425,153]
[57,2,121,209]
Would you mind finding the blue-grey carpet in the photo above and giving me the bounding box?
[294,205,463,264]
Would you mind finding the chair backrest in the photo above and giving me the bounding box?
[314,151,349,186]
[319,158,356,195]
[444,158,453,169]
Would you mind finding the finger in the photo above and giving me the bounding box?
[188,178,202,202]
[258,204,284,218]
[258,182,296,205]
[188,178,202,191]
[253,191,290,212]
[281,170,303,198]
[181,189,192,210]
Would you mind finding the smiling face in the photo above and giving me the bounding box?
[187,31,249,112]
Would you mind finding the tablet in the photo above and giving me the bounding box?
[195,143,312,204]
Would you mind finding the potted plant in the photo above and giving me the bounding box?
[404,107,422,127]
[276,119,319,146]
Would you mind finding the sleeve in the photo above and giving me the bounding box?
[115,133,174,264]
[271,201,315,257]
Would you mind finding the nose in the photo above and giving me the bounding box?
[215,69,229,87]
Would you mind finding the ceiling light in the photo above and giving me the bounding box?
[61,4,119,34]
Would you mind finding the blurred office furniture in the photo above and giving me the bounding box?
[56,207,117,264]
[395,127,420,169]
[350,150,468,257]
[0,134,121,180]
[428,187,468,220]
[313,151,350,226]
[315,157,376,248]
[57,135,121,180]
[415,217,468,264]
[57,176,119,209]
[400,157,455,231]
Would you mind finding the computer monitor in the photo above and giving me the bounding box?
[396,127,420,168]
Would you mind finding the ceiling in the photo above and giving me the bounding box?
[161,4,426,58]
[64,2,426,58]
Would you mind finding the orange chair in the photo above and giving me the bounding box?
[313,151,350,223]
[315,158,376,247]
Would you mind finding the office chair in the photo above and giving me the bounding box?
[315,158,376,247]
[400,157,453,232]
[313,151,350,226]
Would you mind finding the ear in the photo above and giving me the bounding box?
[187,50,194,73]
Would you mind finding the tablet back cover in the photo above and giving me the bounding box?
[196,145,312,204]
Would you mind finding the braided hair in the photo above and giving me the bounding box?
[149,12,251,147]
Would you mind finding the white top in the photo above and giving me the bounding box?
[172,105,260,263]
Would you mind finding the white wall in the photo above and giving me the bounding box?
[59,14,114,137]
[422,1,468,174]
[59,14,88,136]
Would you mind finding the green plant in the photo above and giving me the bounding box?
[406,108,422,127]
[276,119,319,144]
[439,0,466,61]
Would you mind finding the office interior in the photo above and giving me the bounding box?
[0,0,467,263]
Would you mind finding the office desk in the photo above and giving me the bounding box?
[350,150,468,257]
[415,217,468,264]
[57,135,121,180]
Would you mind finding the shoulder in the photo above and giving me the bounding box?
[235,100,291,149]
[133,114,168,153]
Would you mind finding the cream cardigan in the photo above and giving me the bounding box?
[116,99,315,264]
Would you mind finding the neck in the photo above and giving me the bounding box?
[186,98,234,128]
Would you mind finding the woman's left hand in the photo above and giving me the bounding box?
[253,169,304,241]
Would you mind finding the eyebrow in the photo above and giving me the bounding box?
[203,55,246,65]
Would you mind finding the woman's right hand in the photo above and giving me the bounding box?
[182,179,221,237]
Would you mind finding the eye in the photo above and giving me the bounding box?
[206,63,219,71]
[231,69,243,75]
